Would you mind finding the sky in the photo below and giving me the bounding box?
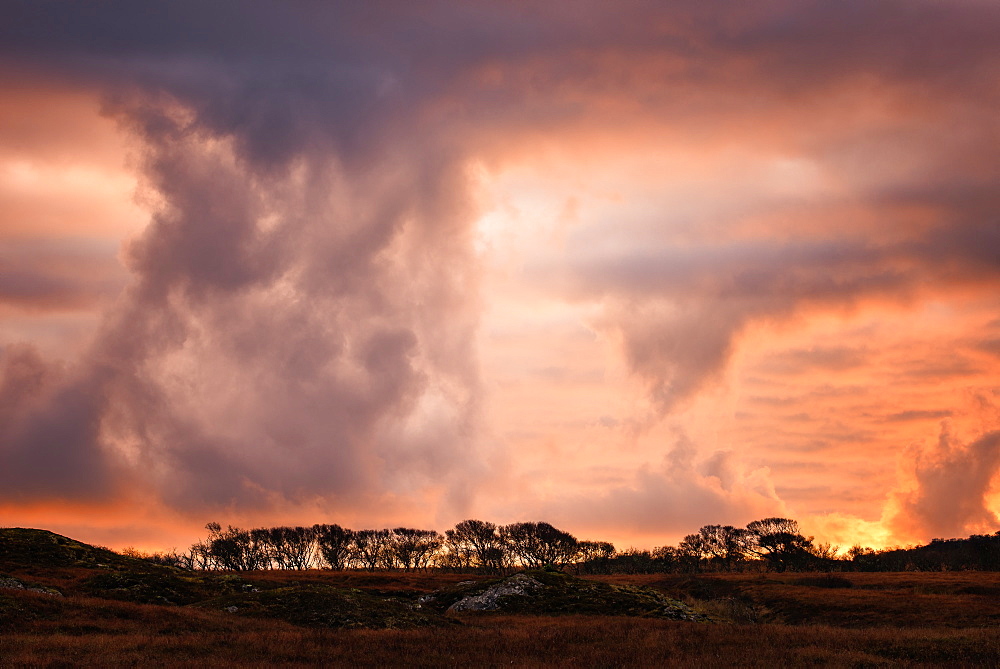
[1,0,999,554]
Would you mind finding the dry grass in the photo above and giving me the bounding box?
[3,612,999,667]
[3,570,1000,666]
[590,571,1000,628]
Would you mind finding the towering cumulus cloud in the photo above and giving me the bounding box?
[0,2,486,516]
[890,428,1000,541]
[1,1,999,546]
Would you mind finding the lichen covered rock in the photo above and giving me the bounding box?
[448,573,544,612]
[426,570,708,621]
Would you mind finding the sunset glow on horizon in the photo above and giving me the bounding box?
[1,1,999,555]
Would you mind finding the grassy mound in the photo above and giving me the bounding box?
[80,569,257,606]
[0,528,132,571]
[422,569,707,621]
[0,528,264,606]
[196,584,452,629]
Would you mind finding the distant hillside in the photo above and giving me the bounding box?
[852,533,1000,572]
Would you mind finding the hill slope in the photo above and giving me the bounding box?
[0,528,133,571]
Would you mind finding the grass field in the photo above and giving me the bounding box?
[2,531,1000,666]
[3,571,1000,666]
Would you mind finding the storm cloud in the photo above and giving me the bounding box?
[1,1,492,514]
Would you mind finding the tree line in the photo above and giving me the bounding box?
[136,517,1000,573]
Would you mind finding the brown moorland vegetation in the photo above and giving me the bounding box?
[2,595,999,667]
[3,530,1000,666]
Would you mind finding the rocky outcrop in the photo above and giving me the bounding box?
[423,570,709,621]
[447,573,543,612]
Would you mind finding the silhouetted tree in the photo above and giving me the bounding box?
[388,528,442,571]
[181,539,214,570]
[746,517,815,571]
[205,523,271,571]
[679,532,708,571]
[264,526,318,570]
[352,529,391,571]
[611,548,654,574]
[807,541,840,560]
[574,540,616,574]
[652,545,695,573]
[181,515,1000,575]
[682,524,752,571]
[445,520,507,572]
[314,524,354,570]
[503,521,578,568]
